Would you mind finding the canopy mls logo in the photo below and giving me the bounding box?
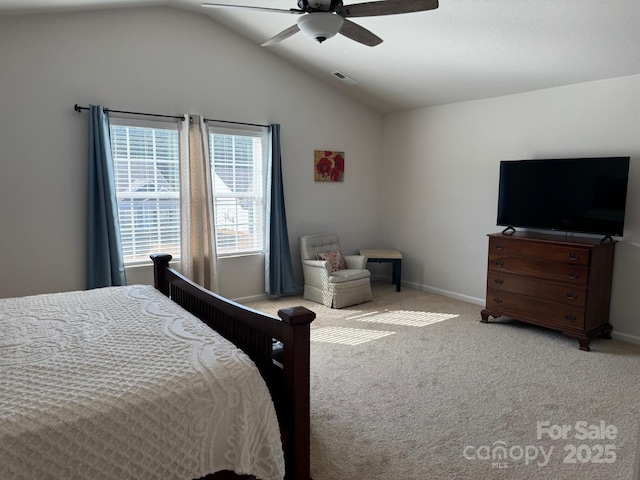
[537,420,618,441]
[462,442,553,468]
[463,420,619,469]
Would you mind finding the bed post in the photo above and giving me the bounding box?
[150,253,172,297]
[278,306,315,480]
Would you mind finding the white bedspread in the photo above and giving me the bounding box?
[0,285,285,480]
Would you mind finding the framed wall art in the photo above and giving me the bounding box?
[314,150,344,182]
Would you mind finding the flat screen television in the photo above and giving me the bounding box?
[497,156,630,237]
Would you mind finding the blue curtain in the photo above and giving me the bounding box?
[86,105,127,289]
[265,124,297,296]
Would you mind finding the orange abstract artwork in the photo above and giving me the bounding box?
[314,150,345,182]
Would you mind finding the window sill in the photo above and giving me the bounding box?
[124,258,180,269]
[217,252,265,260]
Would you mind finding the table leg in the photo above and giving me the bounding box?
[393,259,401,292]
[365,256,402,292]
[391,261,395,286]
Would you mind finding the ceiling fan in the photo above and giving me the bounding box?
[201,0,439,47]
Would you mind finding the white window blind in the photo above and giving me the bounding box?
[209,125,267,256]
[110,119,180,264]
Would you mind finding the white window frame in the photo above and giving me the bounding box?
[207,122,269,257]
[109,117,181,266]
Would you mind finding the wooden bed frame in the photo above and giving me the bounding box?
[151,254,315,480]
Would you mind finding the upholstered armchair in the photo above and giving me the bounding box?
[299,234,372,309]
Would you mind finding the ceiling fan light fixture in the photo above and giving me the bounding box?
[297,13,344,43]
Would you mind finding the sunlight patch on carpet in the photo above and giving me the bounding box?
[311,327,396,345]
[348,310,459,327]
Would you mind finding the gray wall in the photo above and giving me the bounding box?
[382,75,640,343]
[0,6,384,300]
[2,5,639,344]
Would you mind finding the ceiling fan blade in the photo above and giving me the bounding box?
[201,3,304,14]
[262,24,301,46]
[339,19,382,47]
[337,0,438,18]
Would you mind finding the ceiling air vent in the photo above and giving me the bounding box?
[331,71,357,86]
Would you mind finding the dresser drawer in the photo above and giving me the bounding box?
[487,271,587,307]
[488,255,589,286]
[483,232,616,350]
[489,238,590,265]
[486,289,585,331]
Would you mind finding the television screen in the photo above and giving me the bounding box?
[497,157,630,237]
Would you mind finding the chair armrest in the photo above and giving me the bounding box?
[303,259,331,270]
[302,259,331,287]
[344,255,367,270]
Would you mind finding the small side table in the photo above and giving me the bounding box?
[359,248,403,292]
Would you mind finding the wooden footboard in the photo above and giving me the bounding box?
[151,254,315,480]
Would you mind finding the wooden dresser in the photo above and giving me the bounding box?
[480,231,616,351]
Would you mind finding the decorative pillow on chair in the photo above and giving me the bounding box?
[317,250,346,272]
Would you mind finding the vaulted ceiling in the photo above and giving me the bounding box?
[3,0,640,114]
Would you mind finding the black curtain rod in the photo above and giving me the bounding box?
[74,104,269,128]
[204,118,270,128]
[74,104,185,121]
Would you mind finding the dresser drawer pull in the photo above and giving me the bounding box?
[495,260,505,267]
[495,243,505,250]
[566,292,578,300]
[494,278,504,285]
[568,272,580,279]
[568,253,580,261]
[565,314,577,322]
[493,297,503,304]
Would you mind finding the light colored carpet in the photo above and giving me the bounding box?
[246,281,640,479]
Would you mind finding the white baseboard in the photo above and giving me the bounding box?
[233,293,269,304]
[378,276,640,345]
[406,282,485,306]
[233,289,304,305]
[611,331,640,345]
[372,275,484,306]
[241,278,640,346]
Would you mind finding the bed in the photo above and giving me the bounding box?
[0,253,315,480]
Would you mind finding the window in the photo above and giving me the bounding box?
[208,125,268,256]
[110,119,180,264]
[109,118,267,264]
